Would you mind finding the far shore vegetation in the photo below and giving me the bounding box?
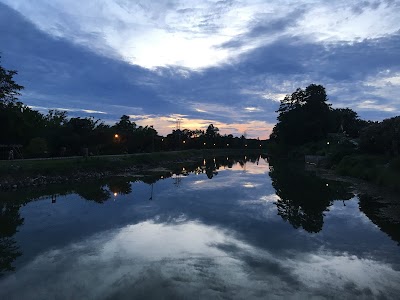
[1,57,265,161]
[268,84,400,191]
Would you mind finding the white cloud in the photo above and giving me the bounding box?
[357,100,397,112]
[244,106,262,112]
[3,0,399,70]
[28,105,108,115]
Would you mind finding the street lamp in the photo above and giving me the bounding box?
[114,134,119,139]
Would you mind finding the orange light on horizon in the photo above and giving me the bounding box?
[113,192,117,196]
[114,134,119,138]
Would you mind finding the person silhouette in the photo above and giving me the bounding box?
[8,149,14,160]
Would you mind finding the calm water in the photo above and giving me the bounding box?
[1,155,399,299]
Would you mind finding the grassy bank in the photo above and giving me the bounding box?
[267,140,400,192]
[335,155,400,192]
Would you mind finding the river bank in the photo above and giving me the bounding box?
[307,164,400,244]
[0,149,262,191]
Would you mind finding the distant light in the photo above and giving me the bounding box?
[203,142,206,145]
[182,167,186,171]
[161,138,164,141]
[114,134,119,138]
[326,183,329,187]
[244,156,247,160]
[183,140,186,143]
[245,144,247,147]
[226,157,229,160]
[113,192,117,196]
[259,145,262,147]
[227,143,229,146]
[213,143,216,146]
[203,159,206,165]
[327,141,330,145]
[161,176,164,179]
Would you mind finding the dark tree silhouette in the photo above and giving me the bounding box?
[0,201,24,276]
[0,58,24,104]
[271,84,331,146]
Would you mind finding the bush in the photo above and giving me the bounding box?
[26,137,48,158]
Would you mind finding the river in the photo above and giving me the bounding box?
[0,155,399,299]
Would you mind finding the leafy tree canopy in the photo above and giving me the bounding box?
[0,58,24,104]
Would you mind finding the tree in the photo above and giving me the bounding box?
[114,115,136,134]
[359,116,400,156]
[0,58,24,104]
[330,108,370,138]
[205,124,219,139]
[271,84,331,146]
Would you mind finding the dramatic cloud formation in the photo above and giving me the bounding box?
[0,0,399,137]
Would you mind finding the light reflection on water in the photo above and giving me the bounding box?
[0,155,399,299]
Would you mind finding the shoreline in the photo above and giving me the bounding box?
[0,149,263,191]
[308,164,400,244]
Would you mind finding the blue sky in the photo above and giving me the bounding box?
[0,0,399,138]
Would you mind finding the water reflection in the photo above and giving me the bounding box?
[268,159,354,233]
[1,220,399,299]
[0,154,261,274]
[0,201,23,276]
[358,194,400,245]
[0,154,399,298]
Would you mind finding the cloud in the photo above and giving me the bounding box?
[0,0,399,138]
[357,100,397,112]
[128,113,274,139]
[29,105,108,115]
[2,0,399,70]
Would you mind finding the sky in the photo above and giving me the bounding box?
[0,0,399,138]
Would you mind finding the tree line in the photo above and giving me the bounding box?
[269,84,400,157]
[0,60,264,159]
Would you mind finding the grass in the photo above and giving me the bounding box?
[335,154,400,191]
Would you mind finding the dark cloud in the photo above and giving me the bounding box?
[219,8,306,50]
[0,2,171,113]
[351,1,381,14]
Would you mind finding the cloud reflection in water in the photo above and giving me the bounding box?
[1,220,399,299]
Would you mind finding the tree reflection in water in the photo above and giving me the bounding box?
[0,153,260,276]
[268,159,353,233]
[358,194,400,245]
[0,201,23,276]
